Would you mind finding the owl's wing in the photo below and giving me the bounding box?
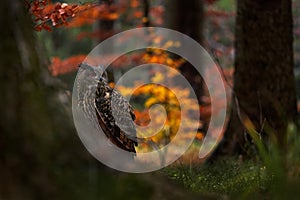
[94,82,137,153]
[111,89,137,140]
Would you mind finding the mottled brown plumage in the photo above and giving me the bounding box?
[77,63,137,154]
[94,70,137,154]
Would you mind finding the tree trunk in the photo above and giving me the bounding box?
[96,0,115,42]
[217,0,297,156]
[165,0,204,44]
[0,0,75,198]
[164,0,206,108]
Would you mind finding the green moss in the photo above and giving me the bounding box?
[164,159,271,199]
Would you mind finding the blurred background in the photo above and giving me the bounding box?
[1,0,300,199]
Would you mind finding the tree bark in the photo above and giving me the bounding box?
[164,0,206,106]
[165,0,204,44]
[0,0,75,198]
[218,0,297,156]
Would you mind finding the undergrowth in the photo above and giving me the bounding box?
[164,159,270,199]
[164,123,300,199]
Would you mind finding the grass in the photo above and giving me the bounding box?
[163,122,300,199]
[164,158,270,199]
[164,157,300,199]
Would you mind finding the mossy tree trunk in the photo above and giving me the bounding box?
[218,0,297,156]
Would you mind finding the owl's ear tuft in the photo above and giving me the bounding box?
[78,63,108,80]
[78,62,93,69]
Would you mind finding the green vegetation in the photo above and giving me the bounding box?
[165,159,269,199]
[215,0,235,11]
[164,123,300,199]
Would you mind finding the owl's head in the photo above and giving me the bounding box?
[78,63,108,82]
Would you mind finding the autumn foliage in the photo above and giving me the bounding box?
[49,55,86,76]
[28,0,80,31]
[28,0,233,162]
